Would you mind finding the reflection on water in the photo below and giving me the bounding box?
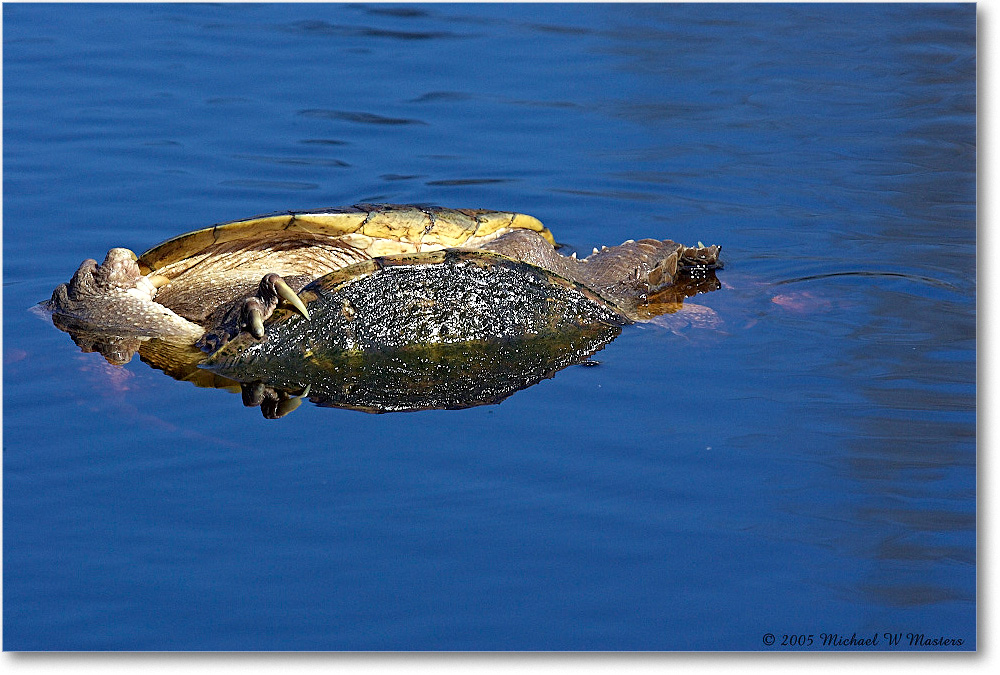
[3,2,975,650]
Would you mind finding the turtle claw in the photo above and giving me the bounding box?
[237,297,268,340]
[248,307,265,339]
[272,275,310,320]
[147,274,171,289]
[273,393,305,418]
[241,382,311,419]
[271,384,311,418]
[231,274,309,342]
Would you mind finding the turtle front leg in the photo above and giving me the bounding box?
[199,273,310,352]
[239,273,311,339]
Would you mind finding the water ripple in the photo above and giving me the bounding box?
[299,139,350,146]
[282,19,463,41]
[219,179,318,190]
[231,153,351,168]
[523,22,595,36]
[409,91,474,104]
[364,7,431,19]
[550,187,662,202]
[380,174,423,181]
[773,270,960,292]
[299,109,428,126]
[425,178,515,187]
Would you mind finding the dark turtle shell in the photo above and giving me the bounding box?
[203,248,626,374]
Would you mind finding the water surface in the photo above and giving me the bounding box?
[3,3,976,650]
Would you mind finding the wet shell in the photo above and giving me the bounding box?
[204,248,627,369]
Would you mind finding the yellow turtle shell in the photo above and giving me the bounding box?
[136,203,553,277]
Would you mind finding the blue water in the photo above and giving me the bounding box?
[3,3,976,651]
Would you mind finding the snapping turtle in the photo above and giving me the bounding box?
[41,204,722,414]
[46,204,553,352]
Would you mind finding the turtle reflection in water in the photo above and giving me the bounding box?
[40,204,723,416]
